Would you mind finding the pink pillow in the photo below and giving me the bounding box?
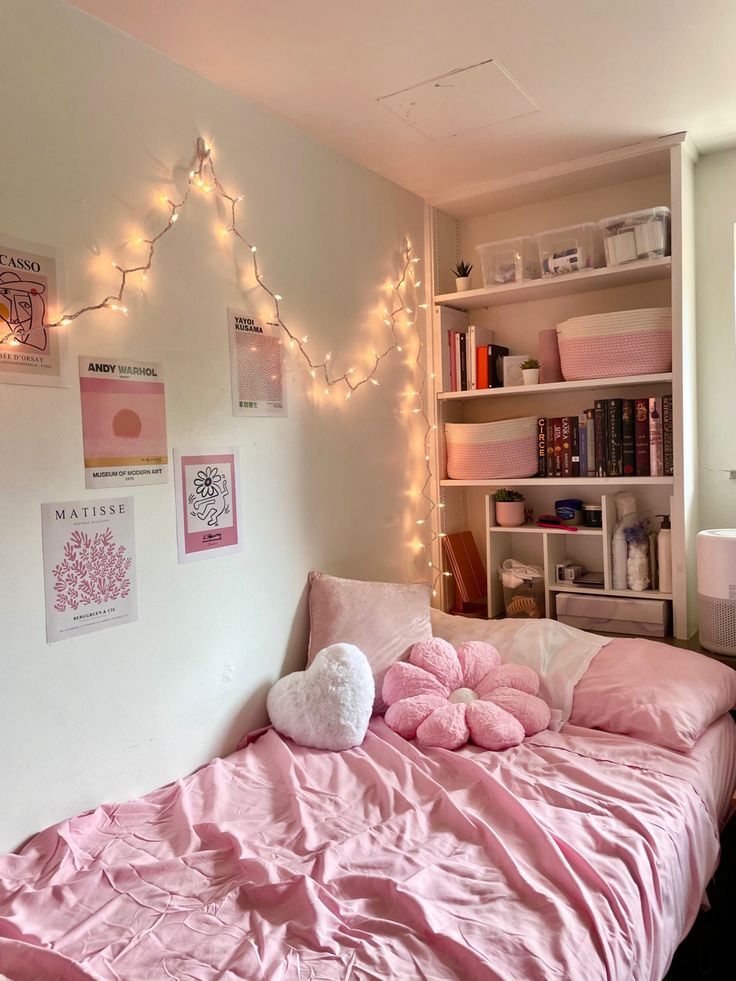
[307,572,432,713]
[570,638,736,751]
[383,638,551,751]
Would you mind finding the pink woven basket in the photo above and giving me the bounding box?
[445,417,538,480]
[557,308,672,381]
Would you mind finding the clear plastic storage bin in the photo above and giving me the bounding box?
[597,207,670,266]
[475,236,539,286]
[534,222,601,277]
[499,559,545,618]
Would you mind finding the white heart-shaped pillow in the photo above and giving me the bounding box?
[266,643,374,751]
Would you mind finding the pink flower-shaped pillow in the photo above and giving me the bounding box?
[382,638,551,751]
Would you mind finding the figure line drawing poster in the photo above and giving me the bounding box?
[41,497,137,643]
[227,308,286,417]
[173,448,242,563]
[0,234,65,387]
[79,355,168,488]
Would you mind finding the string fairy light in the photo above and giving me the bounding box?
[0,136,446,594]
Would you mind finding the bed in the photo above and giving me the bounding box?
[1,614,735,981]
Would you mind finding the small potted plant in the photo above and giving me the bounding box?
[520,357,540,385]
[494,488,526,527]
[452,260,473,292]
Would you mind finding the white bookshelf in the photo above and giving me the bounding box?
[427,133,698,639]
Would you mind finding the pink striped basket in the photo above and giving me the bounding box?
[445,416,538,480]
[557,308,671,381]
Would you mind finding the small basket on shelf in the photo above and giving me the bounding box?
[444,416,538,480]
[556,307,672,381]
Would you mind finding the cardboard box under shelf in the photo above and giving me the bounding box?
[556,593,671,637]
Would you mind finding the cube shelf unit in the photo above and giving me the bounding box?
[426,133,698,639]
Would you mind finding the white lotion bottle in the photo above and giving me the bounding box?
[657,515,672,593]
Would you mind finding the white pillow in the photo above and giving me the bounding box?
[267,644,374,750]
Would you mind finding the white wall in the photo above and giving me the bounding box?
[694,148,736,529]
[0,0,425,851]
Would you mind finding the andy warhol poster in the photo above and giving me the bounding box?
[173,448,242,563]
[79,355,168,488]
[227,308,286,417]
[41,497,137,643]
[0,235,64,386]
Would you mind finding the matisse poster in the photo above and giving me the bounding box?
[0,235,64,387]
[173,448,242,563]
[41,497,137,643]
[227,307,286,417]
[79,355,168,488]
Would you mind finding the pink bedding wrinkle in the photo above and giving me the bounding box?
[0,715,733,980]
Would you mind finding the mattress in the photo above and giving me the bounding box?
[1,713,734,981]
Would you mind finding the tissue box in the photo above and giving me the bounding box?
[556,593,670,636]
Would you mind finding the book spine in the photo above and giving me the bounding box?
[459,333,467,391]
[578,413,587,479]
[449,331,456,391]
[468,325,476,390]
[662,394,674,476]
[649,396,664,476]
[594,400,607,478]
[561,416,572,477]
[622,399,636,476]
[546,419,555,477]
[585,409,595,476]
[607,399,623,478]
[553,418,563,477]
[537,417,547,478]
[635,398,650,476]
[571,416,580,477]
[476,345,489,389]
[488,344,509,388]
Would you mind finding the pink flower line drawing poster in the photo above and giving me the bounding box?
[173,448,243,563]
[0,234,65,387]
[227,308,286,417]
[41,497,137,643]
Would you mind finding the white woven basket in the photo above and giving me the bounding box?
[445,416,538,480]
[557,308,671,380]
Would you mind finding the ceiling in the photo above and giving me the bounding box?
[69,0,736,210]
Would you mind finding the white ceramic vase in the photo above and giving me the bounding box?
[522,368,540,385]
[455,276,471,292]
[495,501,525,527]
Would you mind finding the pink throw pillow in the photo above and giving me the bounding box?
[307,572,432,713]
[570,638,736,751]
[383,638,551,751]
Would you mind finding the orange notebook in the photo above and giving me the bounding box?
[476,346,489,390]
[442,531,487,605]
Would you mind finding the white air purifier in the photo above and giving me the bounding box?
[697,529,736,656]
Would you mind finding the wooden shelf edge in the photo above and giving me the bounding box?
[438,372,673,401]
[441,477,675,487]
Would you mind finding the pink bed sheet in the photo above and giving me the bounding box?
[1,715,734,981]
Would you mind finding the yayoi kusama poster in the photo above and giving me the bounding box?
[227,308,286,417]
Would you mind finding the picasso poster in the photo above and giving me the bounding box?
[227,308,286,417]
[0,236,64,386]
[173,448,242,563]
[41,497,137,643]
[78,356,168,488]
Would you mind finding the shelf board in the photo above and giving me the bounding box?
[489,524,602,536]
[438,372,672,401]
[441,477,674,488]
[434,257,671,310]
[549,583,672,600]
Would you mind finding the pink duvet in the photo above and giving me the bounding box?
[1,715,734,981]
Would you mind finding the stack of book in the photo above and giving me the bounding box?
[537,396,674,478]
[447,326,508,391]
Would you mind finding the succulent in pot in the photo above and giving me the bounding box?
[520,357,540,386]
[452,260,473,292]
[494,488,526,527]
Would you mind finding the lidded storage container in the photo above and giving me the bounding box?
[556,307,672,380]
[475,236,539,286]
[444,416,538,480]
[597,207,670,266]
[533,222,601,277]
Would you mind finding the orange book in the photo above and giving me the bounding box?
[476,345,489,389]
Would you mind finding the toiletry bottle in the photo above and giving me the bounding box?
[657,515,672,593]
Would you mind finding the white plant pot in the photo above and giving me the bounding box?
[522,368,540,386]
[495,501,525,527]
[455,276,471,292]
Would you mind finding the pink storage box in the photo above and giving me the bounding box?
[445,416,538,480]
[556,307,672,381]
